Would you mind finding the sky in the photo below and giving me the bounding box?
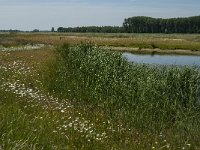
[0,0,200,31]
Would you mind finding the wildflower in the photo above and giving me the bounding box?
[68,123,73,127]
[186,143,191,147]
[166,144,170,148]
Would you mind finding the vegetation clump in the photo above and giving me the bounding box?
[1,43,200,148]
[44,44,200,139]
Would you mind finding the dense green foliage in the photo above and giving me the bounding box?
[45,44,200,139]
[57,26,124,33]
[1,43,200,149]
[57,16,200,33]
[123,16,200,33]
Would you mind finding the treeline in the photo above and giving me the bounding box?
[0,29,21,32]
[0,29,49,33]
[57,26,124,33]
[123,16,200,33]
[57,16,200,33]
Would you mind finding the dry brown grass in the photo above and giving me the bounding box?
[0,47,55,67]
[1,32,200,53]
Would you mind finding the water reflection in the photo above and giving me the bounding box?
[123,53,200,66]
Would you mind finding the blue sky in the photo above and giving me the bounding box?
[0,0,199,31]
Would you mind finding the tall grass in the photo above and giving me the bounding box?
[1,43,200,148]
[0,56,107,149]
[44,43,200,143]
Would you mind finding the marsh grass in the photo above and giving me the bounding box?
[1,32,200,51]
[43,43,200,147]
[1,44,200,149]
[0,89,108,150]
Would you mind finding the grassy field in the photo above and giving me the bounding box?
[0,34,200,149]
[1,32,200,54]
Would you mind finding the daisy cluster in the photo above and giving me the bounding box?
[0,60,108,142]
[0,44,45,52]
[0,60,34,75]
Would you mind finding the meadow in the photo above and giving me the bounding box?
[0,33,200,149]
[1,32,200,54]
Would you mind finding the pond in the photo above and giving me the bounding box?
[123,53,200,66]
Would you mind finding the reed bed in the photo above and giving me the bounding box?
[1,44,200,149]
[43,43,200,147]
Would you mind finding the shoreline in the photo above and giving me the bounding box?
[102,46,200,56]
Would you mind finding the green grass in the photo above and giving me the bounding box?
[1,44,200,149]
[0,89,106,150]
[0,51,108,149]
[43,43,200,148]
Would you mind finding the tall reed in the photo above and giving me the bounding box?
[44,43,200,136]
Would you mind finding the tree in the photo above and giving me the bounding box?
[56,16,200,33]
[51,27,55,32]
[123,16,200,33]
[32,29,39,32]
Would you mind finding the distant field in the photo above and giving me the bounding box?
[1,32,200,55]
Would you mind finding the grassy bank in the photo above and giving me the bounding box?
[1,44,200,149]
[0,48,110,149]
[43,43,200,148]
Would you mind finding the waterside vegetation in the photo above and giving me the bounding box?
[0,34,200,149]
[43,43,200,148]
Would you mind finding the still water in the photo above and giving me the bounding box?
[123,53,200,66]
